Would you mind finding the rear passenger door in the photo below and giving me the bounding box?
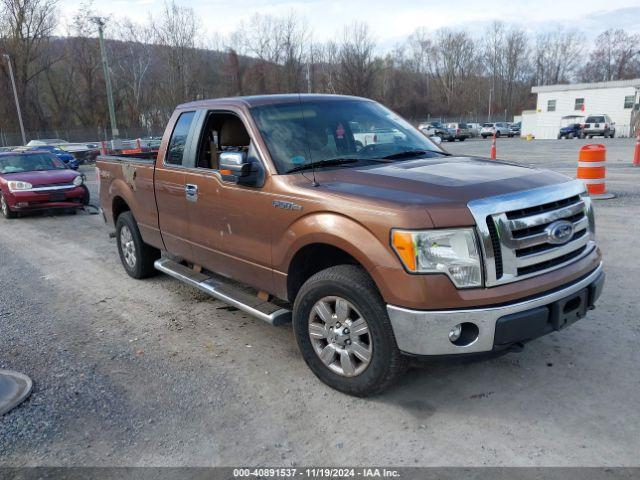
[155,110,198,260]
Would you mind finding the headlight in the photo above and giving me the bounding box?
[73,175,84,186]
[7,181,33,192]
[580,191,596,240]
[392,228,482,288]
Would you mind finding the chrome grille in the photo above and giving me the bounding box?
[468,181,596,286]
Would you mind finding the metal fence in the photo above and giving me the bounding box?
[0,126,165,149]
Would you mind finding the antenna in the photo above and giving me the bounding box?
[298,93,319,187]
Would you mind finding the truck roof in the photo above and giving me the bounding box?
[178,93,372,110]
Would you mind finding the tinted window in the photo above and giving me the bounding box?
[166,111,195,166]
[586,116,605,123]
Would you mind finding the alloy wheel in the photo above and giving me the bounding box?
[308,296,373,377]
[120,225,137,269]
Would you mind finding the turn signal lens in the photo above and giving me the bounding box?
[391,231,416,271]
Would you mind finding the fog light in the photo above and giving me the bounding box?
[448,324,462,342]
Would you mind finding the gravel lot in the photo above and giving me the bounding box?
[1,138,639,467]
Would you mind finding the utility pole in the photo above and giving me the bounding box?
[92,17,118,139]
[3,54,26,145]
[487,86,493,122]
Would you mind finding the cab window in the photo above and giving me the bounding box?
[196,112,251,170]
[166,111,196,166]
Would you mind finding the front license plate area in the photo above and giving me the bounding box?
[49,192,66,202]
[550,289,588,331]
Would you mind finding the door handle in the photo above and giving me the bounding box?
[185,183,198,202]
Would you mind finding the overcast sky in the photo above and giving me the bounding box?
[59,0,640,48]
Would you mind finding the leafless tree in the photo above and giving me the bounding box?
[533,29,583,85]
[579,29,640,82]
[336,22,378,97]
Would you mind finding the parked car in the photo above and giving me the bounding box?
[349,122,399,149]
[509,122,521,137]
[26,139,100,164]
[480,122,512,138]
[582,115,616,138]
[22,145,79,170]
[444,123,471,142]
[0,151,88,218]
[466,123,481,137]
[558,123,584,139]
[97,94,603,396]
[418,121,448,138]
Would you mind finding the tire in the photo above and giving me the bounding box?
[495,131,500,138]
[557,134,562,139]
[481,135,487,139]
[568,133,574,139]
[115,211,160,279]
[459,137,466,141]
[0,193,16,219]
[292,265,406,397]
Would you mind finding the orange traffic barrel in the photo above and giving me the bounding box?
[577,144,614,199]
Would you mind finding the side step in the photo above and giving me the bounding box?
[154,258,291,326]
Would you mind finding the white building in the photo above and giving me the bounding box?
[521,78,640,139]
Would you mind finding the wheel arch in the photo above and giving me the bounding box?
[275,213,401,304]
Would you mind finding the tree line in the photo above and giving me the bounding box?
[1,0,639,143]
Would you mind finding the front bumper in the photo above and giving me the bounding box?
[8,186,85,211]
[387,263,604,356]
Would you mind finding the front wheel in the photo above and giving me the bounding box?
[293,265,406,397]
[0,193,16,219]
[116,211,160,279]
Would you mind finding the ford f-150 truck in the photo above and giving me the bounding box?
[97,94,604,396]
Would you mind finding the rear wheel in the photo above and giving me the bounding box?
[116,211,160,279]
[495,131,500,138]
[568,133,574,139]
[459,137,466,141]
[0,193,16,219]
[293,265,406,397]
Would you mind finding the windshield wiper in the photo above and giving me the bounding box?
[381,149,450,160]
[286,158,361,174]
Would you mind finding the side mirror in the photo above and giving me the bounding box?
[430,135,442,145]
[220,151,251,177]
[219,150,264,187]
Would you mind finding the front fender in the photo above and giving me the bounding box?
[273,212,403,301]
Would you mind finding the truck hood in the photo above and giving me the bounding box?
[311,156,572,226]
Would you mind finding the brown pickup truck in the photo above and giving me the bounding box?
[97,94,604,396]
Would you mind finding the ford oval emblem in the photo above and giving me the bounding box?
[545,220,574,245]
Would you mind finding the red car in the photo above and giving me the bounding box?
[0,151,89,219]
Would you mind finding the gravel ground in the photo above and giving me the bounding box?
[1,140,639,466]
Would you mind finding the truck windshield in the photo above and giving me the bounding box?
[0,153,66,174]
[250,99,445,174]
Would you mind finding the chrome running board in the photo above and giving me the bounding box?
[154,258,291,326]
